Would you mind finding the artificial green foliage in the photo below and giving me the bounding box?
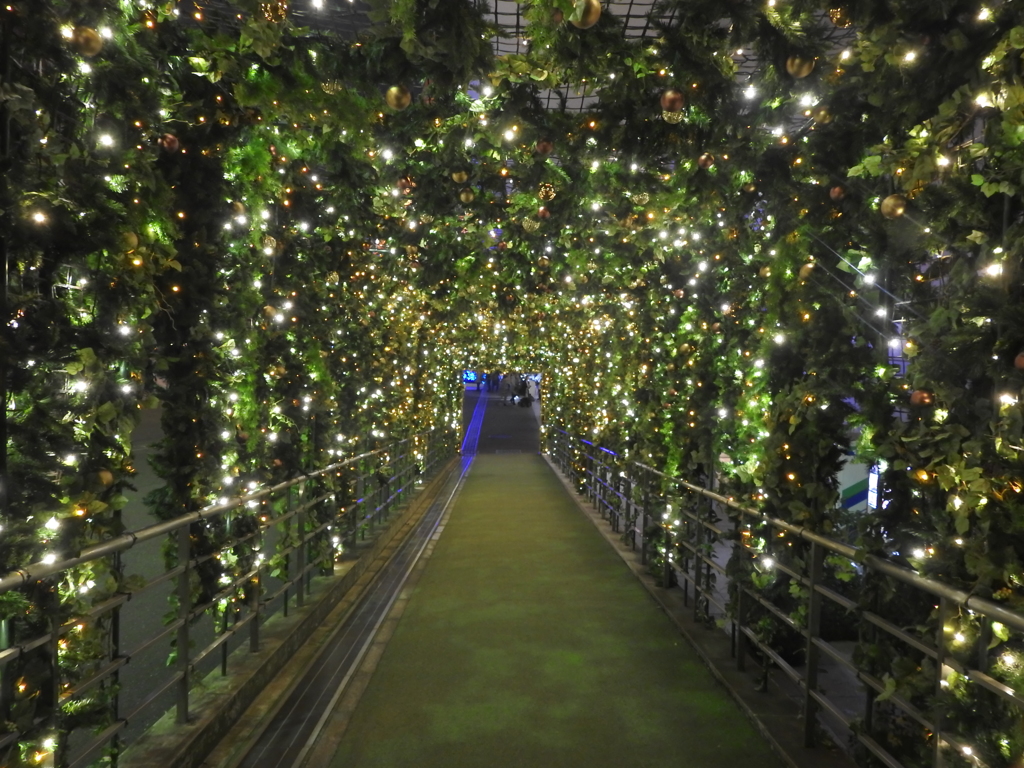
[4,0,1024,765]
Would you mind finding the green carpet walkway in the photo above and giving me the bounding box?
[327,448,782,765]
[328,444,783,767]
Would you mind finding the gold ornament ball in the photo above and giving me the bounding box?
[632,192,650,205]
[662,110,684,125]
[785,55,816,79]
[812,106,832,124]
[459,188,476,204]
[829,7,852,27]
[698,153,715,170]
[522,219,540,233]
[261,1,288,22]
[120,231,139,251]
[538,183,556,201]
[230,200,246,215]
[799,262,815,280]
[451,170,469,184]
[537,206,551,219]
[759,266,772,278]
[538,256,551,268]
[880,194,907,219]
[570,0,602,29]
[97,470,115,487]
[321,80,343,95]
[72,26,104,57]
[385,85,412,111]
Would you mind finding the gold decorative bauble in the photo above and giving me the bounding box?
[459,188,476,204]
[262,235,277,252]
[451,170,469,184]
[828,7,852,27]
[570,0,602,29]
[811,106,832,124]
[538,183,556,202]
[420,214,434,224]
[72,26,104,57]
[261,1,288,22]
[785,55,816,78]
[320,80,343,95]
[120,231,139,251]
[538,256,551,268]
[326,271,340,283]
[632,192,650,205]
[522,218,540,233]
[385,85,412,111]
[698,153,715,170]
[880,194,907,219]
[799,262,815,279]
[662,109,684,125]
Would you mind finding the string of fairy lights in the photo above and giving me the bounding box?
[5,0,1024,765]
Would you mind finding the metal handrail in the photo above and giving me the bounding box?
[0,444,400,595]
[548,428,1023,768]
[0,424,456,768]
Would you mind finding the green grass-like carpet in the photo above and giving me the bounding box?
[329,454,783,768]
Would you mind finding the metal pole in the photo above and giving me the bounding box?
[803,541,824,746]
[175,526,191,724]
[296,485,306,608]
[933,598,948,768]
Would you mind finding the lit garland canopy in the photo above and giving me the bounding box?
[4,0,1024,765]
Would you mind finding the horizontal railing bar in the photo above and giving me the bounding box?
[0,432,442,594]
[857,733,906,768]
[123,619,182,662]
[814,582,857,612]
[740,625,802,685]
[862,611,938,659]
[59,656,129,704]
[190,612,257,669]
[743,587,799,631]
[630,457,1024,633]
[67,720,126,768]
[808,689,853,728]
[967,668,1024,709]
[121,671,183,725]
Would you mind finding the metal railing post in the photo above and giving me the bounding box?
[933,598,948,768]
[296,483,306,608]
[175,526,191,724]
[641,467,650,565]
[803,541,824,747]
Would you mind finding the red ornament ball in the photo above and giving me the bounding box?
[909,390,934,407]
[159,133,180,152]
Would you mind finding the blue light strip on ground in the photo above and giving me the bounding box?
[460,392,488,457]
